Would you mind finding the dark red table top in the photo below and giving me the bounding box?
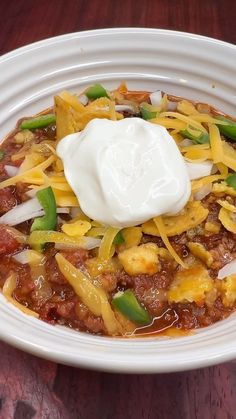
[0,1,236,418]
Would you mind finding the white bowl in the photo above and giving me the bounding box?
[0,28,236,373]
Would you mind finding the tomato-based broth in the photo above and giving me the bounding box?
[0,83,236,337]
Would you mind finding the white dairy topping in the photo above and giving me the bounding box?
[57,118,191,227]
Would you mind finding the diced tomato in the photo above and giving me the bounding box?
[0,225,21,255]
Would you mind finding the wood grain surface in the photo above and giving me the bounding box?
[0,1,236,418]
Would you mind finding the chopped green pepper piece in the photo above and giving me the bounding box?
[113,231,124,245]
[85,84,109,100]
[20,114,56,130]
[140,102,157,120]
[0,150,5,161]
[31,186,57,232]
[216,116,236,141]
[226,173,236,190]
[180,128,209,144]
[112,290,151,325]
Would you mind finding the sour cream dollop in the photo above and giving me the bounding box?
[57,118,191,227]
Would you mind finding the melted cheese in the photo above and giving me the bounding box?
[160,111,207,132]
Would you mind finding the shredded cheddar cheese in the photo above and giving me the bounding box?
[62,220,91,236]
[177,100,199,116]
[153,216,186,267]
[191,174,226,192]
[0,155,55,189]
[55,94,123,141]
[160,111,207,132]
[87,227,107,238]
[2,273,39,318]
[151,117,186,131]
[143,201,208,237]
[183,148,212,161]
[191,114,229,125]
[55,253,121,335]
[208,123,222,163]
[98,227,121,261]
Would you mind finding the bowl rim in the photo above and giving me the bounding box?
[0,27,236,372]
[1,27,235,63]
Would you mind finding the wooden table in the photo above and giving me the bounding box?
[0,1,235,418]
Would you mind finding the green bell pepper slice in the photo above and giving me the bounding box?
[85,84,109,100]
[226,173,236,190]
[180,128,209,144]
[112,289,151,325]
[140,102,158,120]
[20,114,56,130]
[31,186,57,232]
[113,231,125,245]
[216,115,236,141]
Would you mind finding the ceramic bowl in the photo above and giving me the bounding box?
[0,28,236,372]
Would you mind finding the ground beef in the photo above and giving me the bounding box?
[75,302,105,334]
[54,299,76,319]
[0,257,28,288]
[62,248,90,268]
[115,258,176,317]
[45,248,67,285]
[0,187,18,215]
[174,299,232,330]
[98,272,118,292]
[132,273,170,317]
[40,298,105,334]
[13,246,105,335]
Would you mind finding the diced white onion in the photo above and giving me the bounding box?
[115,105,135,113]
[180,139,194,147]
[78,94,89,106]
[194,184,212,201]
[167,101,178,111]
[13,250,31,264]
[13,237,100,261]
[0,198,42,225]
[57,208,70,214]
[55,237,101,250]
[70,207,83,218]
[57,216,65,224]
[211,164,218,175]
[149,90,162,106]
[26,189,37,198]
[4,165,19,177]
[185,161,213,180]
[218,260,236,279]
[0,198,70,226]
